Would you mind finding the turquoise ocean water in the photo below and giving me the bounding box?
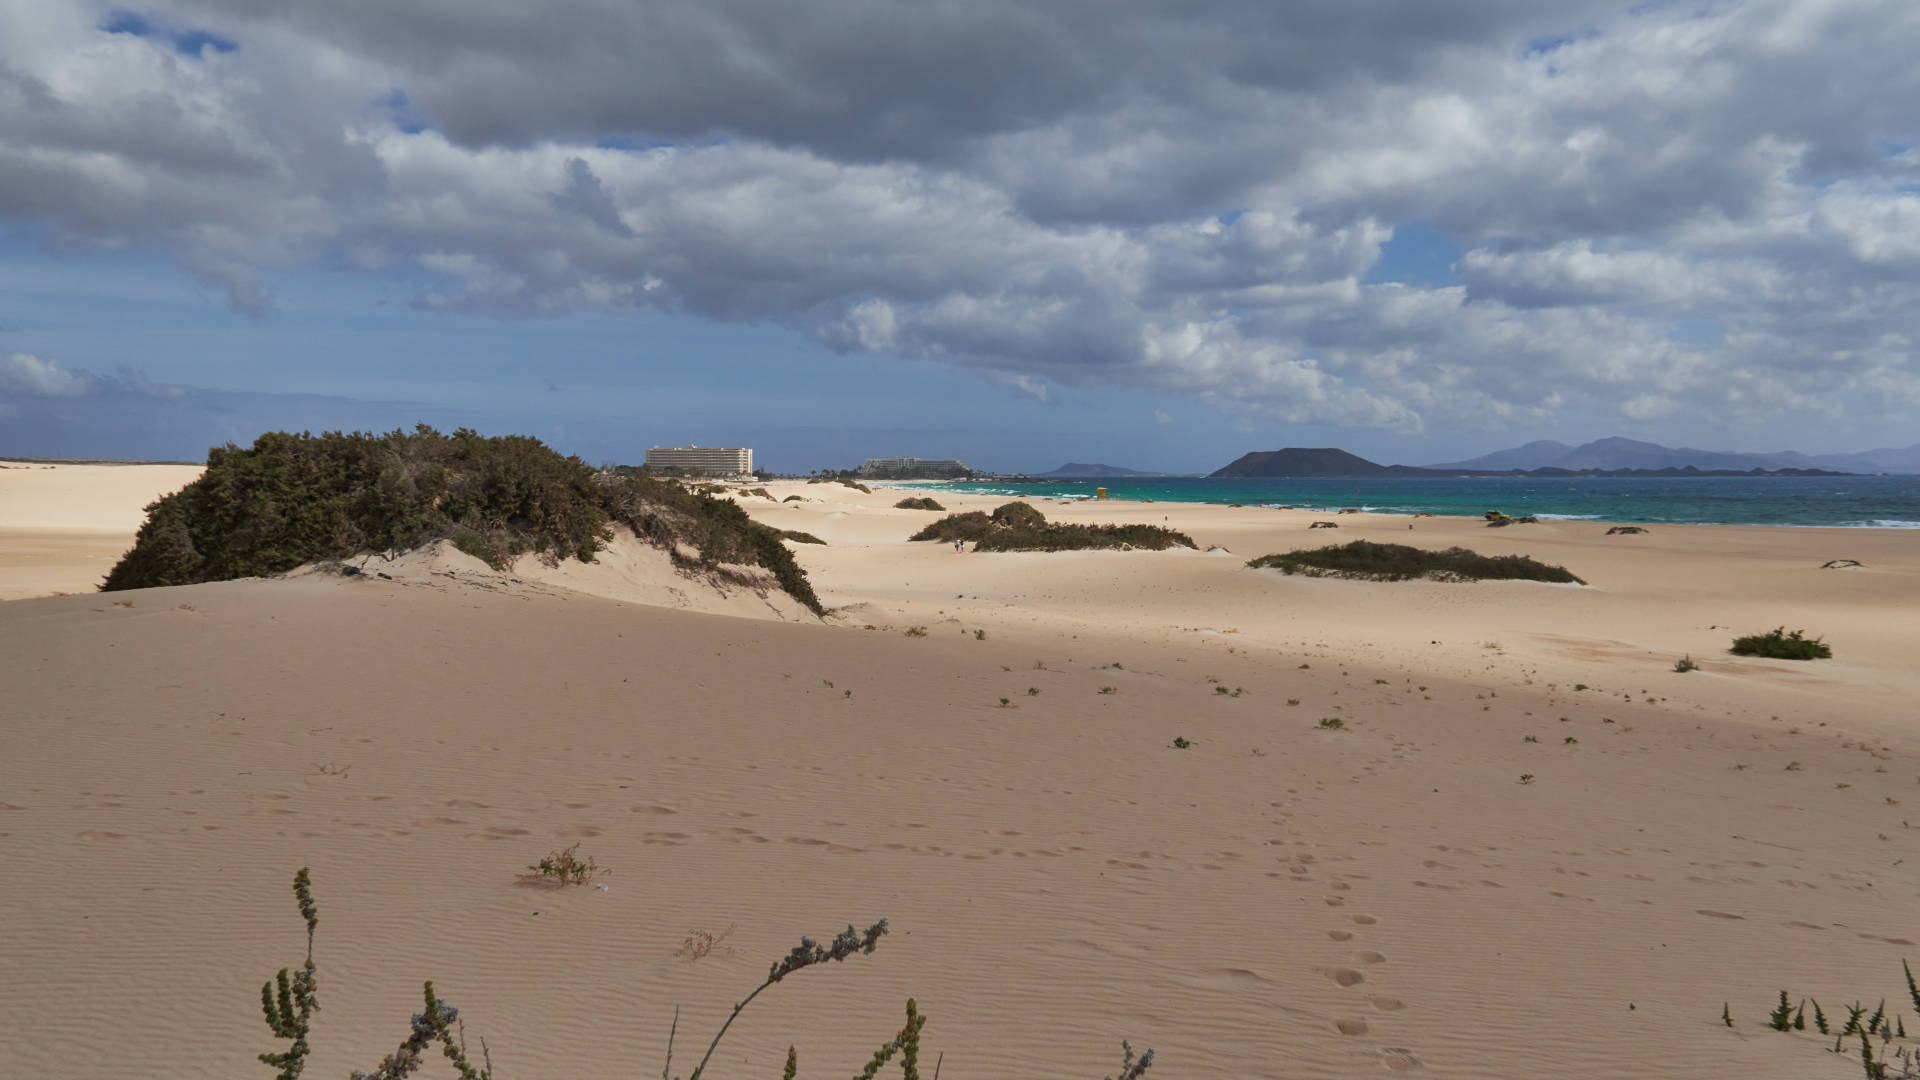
[891,474,1920,528]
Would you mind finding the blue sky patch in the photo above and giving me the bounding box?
[102,10,237,55]
[1364,220,1463,288]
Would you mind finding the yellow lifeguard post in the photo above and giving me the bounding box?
[1096,487,1108,499]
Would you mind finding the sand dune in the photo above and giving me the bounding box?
[2,470,1917,1078]
[0,462,202,600]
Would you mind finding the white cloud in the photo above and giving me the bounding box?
[0,0,1916,442]
[0,354,93,397]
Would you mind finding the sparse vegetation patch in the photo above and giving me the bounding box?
[1247,540,1584,584]
[909,502,1194,552]
[1731,627,1832,660]
[894,496,946,511]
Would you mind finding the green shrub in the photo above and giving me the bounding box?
[778,530,827,545]
[1673,655,1698,673]
[102,426,825,615]
[909,502,1194,552]
[991,501,1047,530]
[105,426,607,587]
[909,511,995,543]
[894,496,946,511]
[1246,540,1583,584]
[1730,627,1831,660]
[975,522,1196,552]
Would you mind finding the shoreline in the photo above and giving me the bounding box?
[861,475,1920,529]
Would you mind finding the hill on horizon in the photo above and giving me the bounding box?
[1038,462,1164,477]
[1428,435,1920,474]
[1210,448,1414,478]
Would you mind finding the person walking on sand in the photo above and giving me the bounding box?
[954,537,965,552]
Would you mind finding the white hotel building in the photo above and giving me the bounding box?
[642,445,755,478]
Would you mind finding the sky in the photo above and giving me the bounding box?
[2,1,1919,473]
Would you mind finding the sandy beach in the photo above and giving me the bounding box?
[3,467,1917,1078]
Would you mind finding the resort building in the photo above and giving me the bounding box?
[643,445,754,478]
[857,457,975,479]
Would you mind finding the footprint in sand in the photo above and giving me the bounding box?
[1369,996,1406,1012]
[1324,967,1366,987]
[1328,930,1354,941]
[1353,951,1387,965]
[1696,909,1745,920]
[1379,1048,1424,1071]
[1195,968,1270,990]
[1351,915,1378,925]
[1335,1018,1370,1035]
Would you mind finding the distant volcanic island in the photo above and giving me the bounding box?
[1211,447,1852,479]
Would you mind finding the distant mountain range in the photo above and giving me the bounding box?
[1428,436,1920,474]
[1037,462,1168,477]
[1211,444,1853,479]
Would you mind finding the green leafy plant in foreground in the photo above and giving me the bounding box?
[1730,627,1832,660]
[253,870,1152,1079]
[1734,965,1920,1079]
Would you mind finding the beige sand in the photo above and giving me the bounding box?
[0,462,202,600]
[3,470,1917,1079]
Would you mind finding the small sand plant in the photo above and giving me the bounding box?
[1674,655,1698,673]
[677,924,737,963]
[257,869,493,1080]
[517,842,608,887]
[1728,961,1920,1078]
[1172,737,1192,749]
[904,626,928,638]
[1318,717,1344,730]
[251,871,1152,1079]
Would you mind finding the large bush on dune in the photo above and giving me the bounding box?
[101,426,824,614]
